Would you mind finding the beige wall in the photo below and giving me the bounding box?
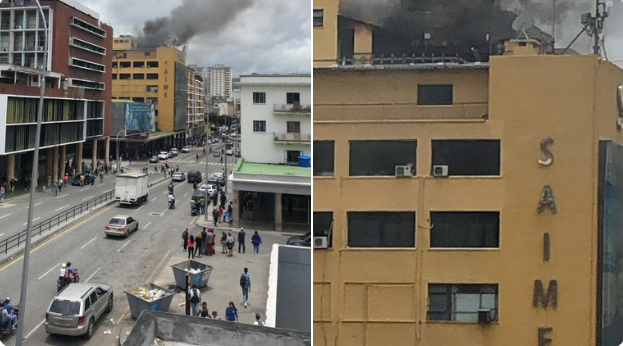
[313,0,339,66]
[314,54,623,346]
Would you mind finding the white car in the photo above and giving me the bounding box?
[171,172,186,182]
[170,148,179,156]
[181,146,191,153]
[226,148,233,155]
[158,151,168,160]
[199,184,217,195]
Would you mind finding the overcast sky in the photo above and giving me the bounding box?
[79,0,311,77]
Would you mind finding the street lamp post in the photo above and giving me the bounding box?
[116,129,125,173]
[204,138,209,221]
[16,1,47,344]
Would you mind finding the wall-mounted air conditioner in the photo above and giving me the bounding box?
[314,236,328,249]
[432,165,449,177]
[395,164,413,177]
[478,309,494,324]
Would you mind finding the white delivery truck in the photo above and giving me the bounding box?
[115,172,149,205]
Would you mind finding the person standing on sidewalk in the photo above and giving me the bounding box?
[247,199,254,220]
[194,230,203,258]
[182,228,189,251]
[227,202,234,225]
[212,208,219,226]
[225,302,238,322]
[201,228,208,255]
[0,184,5,202]
[220,231,227,254]
[205,229,214,256]
[238,228,246,254]
[226,233,236,257]
[251,231,262,254]
[240,267,251,308]
[189,285,201,316]
[187,235,195,259]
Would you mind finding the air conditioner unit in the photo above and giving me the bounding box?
[432,165,449,177]
[395,165,413,177]
[477,309,494,324]
[314,236,328,249]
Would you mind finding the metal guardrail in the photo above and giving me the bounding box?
[0,190,115,255]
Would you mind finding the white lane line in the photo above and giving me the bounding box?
[85,267,102,283]
[117,240,132,253]
[142,222,152,230]
[81,196,93,201]
[162,191,168,195]
[0,214,11,220]
[56,194,68,198]
[151,197,158,201]
[27,202,43,209]
[79,187,90,191]
[161,208,168,214]
[23,217,41,226]
[183,193,188,197]
[0,234,4,237]
[38,263,60,281]
[80,237,97,250]
[24,318,45,340]
[136,205,144,212]
[55,205,70,211]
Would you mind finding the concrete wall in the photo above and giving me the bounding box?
[313,0,340,66]
[275,246,311,332]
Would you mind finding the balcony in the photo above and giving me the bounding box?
[273,132,311,144]
[274,103,311,115]
[313,102,489,122]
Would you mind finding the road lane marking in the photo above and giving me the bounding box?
[136,205,144,212]
[116,312,127,325]
[162,191,167,195]
[142,222,152,230]
[145,250,171,284]
[151,197,157,201]
[27,202,43,209]
[0,214,10,219]
[24,318,45,340]
[81,196,93,201]
[23,217,41,226]
[85,266,102,283]
[80,237,97,250]
[183,193,188,197]
[161,208,168,214]
[55,205,70,211]
[38,263,60,281]
[117,240,132,253]
[0,234,4,237]
[79,187,90,191]
[56,194,68,198]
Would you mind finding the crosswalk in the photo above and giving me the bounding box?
[157,158,228,165]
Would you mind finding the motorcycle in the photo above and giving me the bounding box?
[168,195,176,209]
[0,304,19,334]
[57,270,80,293]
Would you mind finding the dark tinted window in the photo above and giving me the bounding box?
[428,284,498,322]
[313,141,334,176]
[49,300,80,315]
[350,140,416,176]
[313,212,333,247]
[84,297,91,310]
[348,212,415,247]
[287,92,300,104]
[90,292,98,304]
[418,84,453,105]
[430,212,499,248]
[432,140,500,176]
[109,218,125,225]
[313,9,324,27]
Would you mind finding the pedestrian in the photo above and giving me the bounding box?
[100,172,104,183]
[251,231,262,254]
[53,183,58,196]
[199,196,206,214]
[225,302,238,322]
[220,193,226,209]
[199,302,210,318]
[188,235,195,259]
[227,202,233,224]
[47,175,51,188]
[226,233,235,257]
[205,229,214,256]
[201,228,208,255]
[253,313,264,326]
[0,184,5,202]
[211,311,221,320]
[212,208,219,226]
[196,153,199,163]
[182,228,189,250]
[79,174,84,187]
[189,284,200,316]
[247,199,254,220]
[238,228,246,254]
[90,173,95,186]
[219,205,225,223]
[63,174,68,187]
[240,267,251,308]
[220,231,227,254]
[9,178,15,192]
[194,230,203,258]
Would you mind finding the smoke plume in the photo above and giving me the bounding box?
[136,0,255,48]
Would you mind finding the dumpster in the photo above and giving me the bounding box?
[171,260,214,289]
[124,283,175,319]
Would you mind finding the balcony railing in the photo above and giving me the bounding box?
[274,103,311,114]
[313,102,489,122]
[273,132,311,142]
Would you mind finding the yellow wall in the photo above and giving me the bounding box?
[313,0,339,66]
[313,54,623,346]
[112,45,186,132]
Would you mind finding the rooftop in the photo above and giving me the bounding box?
[239,73,311,78]
[234,161,311,177]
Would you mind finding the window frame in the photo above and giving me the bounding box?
[252,120,266,132]
[286,92,301,104]
[253,92,266,104]
[347,211,416,248]
[417,84,453,105]
[349,140,417,177]
[313,211,333,248]
[431,139,501,176]
[427,284,498,323]
[313,9,324,27]
[313,140,335,177]
[429,211,500,248]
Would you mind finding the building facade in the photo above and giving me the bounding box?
[0,0,112,187]
[187,65,205,142]
[313,12,623,346]
[229,74,311,232]
[207,64,232,99]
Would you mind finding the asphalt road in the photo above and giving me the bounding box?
[0,142,242,345]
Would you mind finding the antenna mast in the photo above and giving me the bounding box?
[582,0,609,56]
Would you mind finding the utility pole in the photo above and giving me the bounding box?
[204,138,209,221]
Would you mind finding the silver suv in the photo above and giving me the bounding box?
[45,283,113,339]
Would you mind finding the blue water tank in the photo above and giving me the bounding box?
[298,155,311,168]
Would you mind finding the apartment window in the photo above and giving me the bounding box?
[133,73,145,80]
[432,140,500,176]
[430,212,499,248]
[70,16,106,38]
[70,58,105,73]
[428,284,498,322]
[146,85,158,92]
[286,150,301,163]
[120,61,131,68]
[313,9,324,27]
[313,140,334,176]
[418,84,453,105]
[112,74,117,80]
[132,97,144,103]
[133,61,145,68]
[70,37,106,55]
[314,212,333,247]
[112,62,118,68]
[348,212,415,248]
[350,140,416,176]
[286,92,300,104]
[253,120,266,132]
[144,52,151,57]
[147,61,158,68]
[119,74,130,80]
[253,92,266,104]
[287,121,300,133]
[70,78,104,90]
[146,73,158,80]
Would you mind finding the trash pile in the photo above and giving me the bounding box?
[131,287,167,301]
[186,268,202,274]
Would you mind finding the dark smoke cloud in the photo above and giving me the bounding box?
[136,0,255,48]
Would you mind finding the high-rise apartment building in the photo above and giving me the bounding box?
[0,0,112,187]
[187,65,205,142]
[313,1,623,346]
[207,64,232,99]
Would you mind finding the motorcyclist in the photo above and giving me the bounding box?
[0,300,17,330]
[59,263,67,283]
[168,193,176,207]
[66,261,77,281]
[168,182,174,193]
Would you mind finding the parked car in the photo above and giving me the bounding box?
[199,183,217,195]
[226,148,234,155]
[286,232,312,247]
[213,151,221,157]
[158,151,169,160]
[149,156,159,163]
[187,171,202,184]
[210,173,225,185]
[45,283,114,339]
[170,148,179,156]
[181,146,191,153]
[167,152,174,158]
[104,215,139,238]
[171,172,186,182]
[71,173,92,186]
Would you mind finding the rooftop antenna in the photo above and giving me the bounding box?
[552,0,556,48]
[561,0,609,55]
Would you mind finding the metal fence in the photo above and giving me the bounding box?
[0,190,115,255]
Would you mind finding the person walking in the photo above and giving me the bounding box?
[212,208,219,226]
[201,228,208,255]
[238,228,246,254]
[247,199,254,220]
[205,228,214,256]
[194,230,203,258]
[225,302,238,322]
[187,235,195,259]
[189,284,201,316]
[220,231,227,254]
[240,267,251,308]
[227,202,234,225]
[0,184,5,202]
[182,228,189,251]
[63,174,68,187]
[253,313,264,326]
[226,233,236,257]
[251,231,262,254]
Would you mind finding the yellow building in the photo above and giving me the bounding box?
[112,36,188,134]
[187,65,206,142]
[313,5,623,346]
